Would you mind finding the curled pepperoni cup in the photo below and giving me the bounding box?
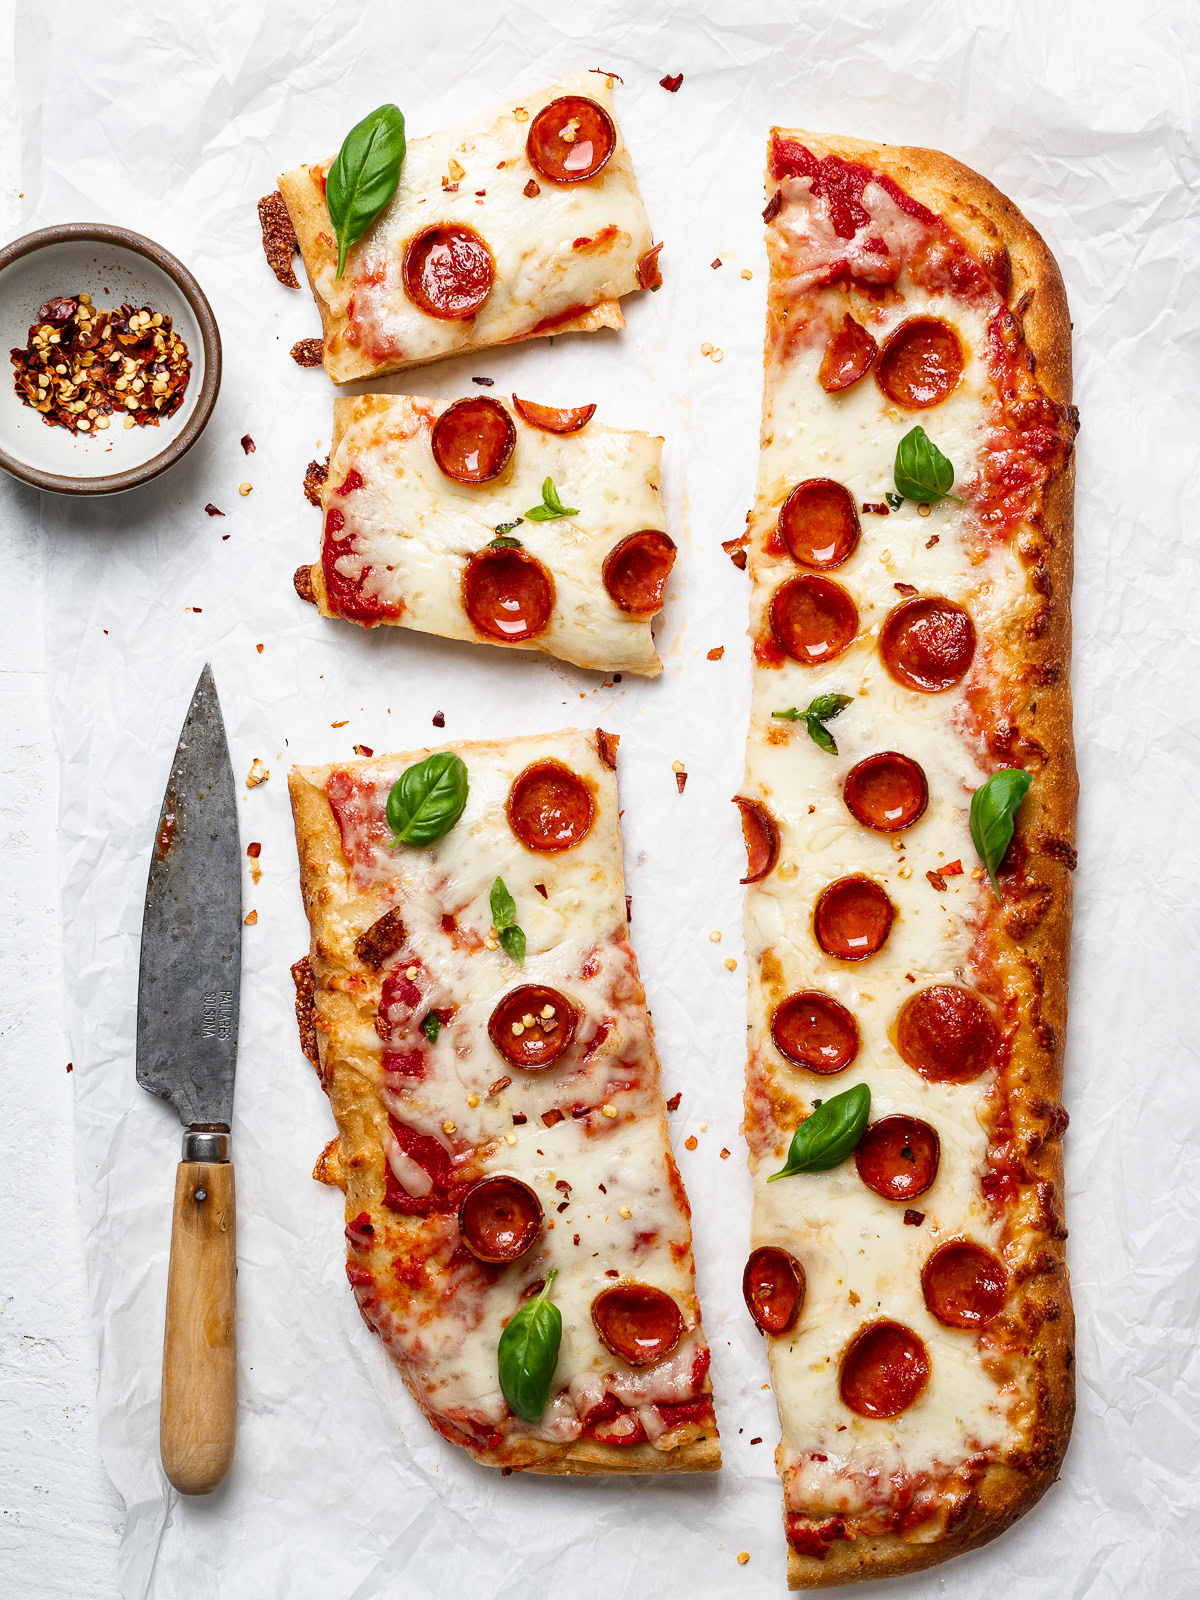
[526,95,616,184]
[854,1115,940,1202]
[487,984,579,1070]
[814,876,895,962]
[818,313,879,394]
[843,751,929,833]
[733,796,781,884]
[771,991,860,1075]
[462,547,555,642]
[402,224,495,320]
[506,759,595,853]
[512,395,597,434]
[769,575,859,666]
[431,397,516,484]
[895,986,997,1084]
[875,316,965,410]
[777,479,860,570]
[839,1320,930,1419]
[922,1241,1007,1329]
[458,1176,543,1264]
[602,530,677,616]
[743,1247,806,1336]
[591,1283,683,1367]
[880,596,976,694]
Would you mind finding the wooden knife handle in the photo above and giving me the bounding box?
[160,1143,237,1495]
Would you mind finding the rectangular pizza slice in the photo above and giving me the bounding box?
[278,72,660,384]
[297,392,675,676]
[738,131,1078,1585]
[289,729,719,1474]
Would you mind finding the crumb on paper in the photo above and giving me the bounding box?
[243,909,258,925]
[246,758,269,788]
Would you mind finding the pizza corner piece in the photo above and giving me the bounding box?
[740,129,1078,1587]
[288,728,720,1475]
[276,72,661,384]
[295,392,675,677]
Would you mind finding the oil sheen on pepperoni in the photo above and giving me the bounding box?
[591,1283,684,1366]
[876,316,965,409]
[733,796,781,883]
[814,876,895,961]
[602,530,676,614]
[506,759,595,852]
[880,596,976,693]
[462,546,554,642]
[922,1240,1007,1329]
[526,95,616,184]
[769,575,859,665]
[777,479,860,569]
[743,1247,806,1336]
[487,984,579,1069]
[771,991,859,1074]
[895,985,997,1083]
[512,395,597,433]
[839,1320,930,1418]
[818,313,878,393]
[843,751,929,832]
[431,396,516,484]
[855,1115,940,1202]
[458,1176,543,1264]
[402,224,495,320]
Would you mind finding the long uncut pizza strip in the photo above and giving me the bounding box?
[279,73,660,384]
[302,392,674,674]
[738,132,1078,1585]
[290,729,719,1473]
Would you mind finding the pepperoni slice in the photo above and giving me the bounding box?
[777,479,860,570]
[511,395,597,434]
[842,752,929,833]
[602,530,676,615]
[839,1320,930,1418]
[895,986,997,1084]
[506,760,594,853]
[814,876,895,961]
[771,991,859,1075]
[733,796,781,883]
[458,1176,543,1264]
[591,1283,683,1367]
[769,575,859,665]
[487,984,579,1070]
[431,396,516,484]
[818,313,879,393]
[743,1247,806,1336]
[855,1116,940,1202]
[462,546,554,642]
[922,1241,1007,1329]
[402,224,495,320]
[876,316,964,409]
[880,596,975,693]
[526,95,616,184]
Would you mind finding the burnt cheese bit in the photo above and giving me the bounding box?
[257,190,300,287]
[303,456,329,507]
[291,337,324,367]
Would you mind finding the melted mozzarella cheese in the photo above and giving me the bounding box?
[323,394,669,675]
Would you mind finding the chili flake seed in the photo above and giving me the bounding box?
[238,482,252,496]
[724,957,738,971]
[671,760,686,773]
[700,342,713,356]
[684,1135,698,1151]
[245,758,269,788]
[466,1093,480,1108]
[600,1103,618,1119]
[740,268,753,280]
[737,1553,750,1566]
[898,864,913,879]
[918,503,933,517]
[505,1131,518,1146]
[709,930,722,943]
[442,1120,457,1135]
[618,1205,632,1219]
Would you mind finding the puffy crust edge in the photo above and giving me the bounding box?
[765,130,1077,1590]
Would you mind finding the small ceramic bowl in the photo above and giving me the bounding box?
[0,223,221,494]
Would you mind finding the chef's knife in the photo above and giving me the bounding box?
[136,663,241,1495]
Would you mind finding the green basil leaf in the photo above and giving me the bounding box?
[386,751,469,847]
[773,694,852,755]
[885,491,904,511]
[498,1270,561,1422]
[525,476,579,522]
[805,715,838,755]
[327,104,407,281]
[499,924,526,967]
[893,426,964,506]
[768,1083,871,1180]
[494,518,524,537]
[421,1011,441,1044]
[489,535,523,550]
[490,876,516,930]
[969,768,1033,900]
[807,693,853,723]
[771,707,803,722]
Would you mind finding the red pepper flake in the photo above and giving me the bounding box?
[675,770,688,794]
[257,191,299,288]
[926,868,948,892]
[66,1061,73,1073]
[711,258,722,269]
[925,534,940,549]
[625,894,632,923]
[707,646,725,660]
[719,1148,731,1159]
[894,581,919,595]
[763,190,783,225]
[246,842,262,858]
[523,178,541,198]
[472,375,494,386]
[942,859,964,876]
[903,1209,925,1226]
[750,1436,763,1445]
[489,1076,512,1095]
[240,434,256,454]
[660,72,684,92]
[205,503,225,517]
[255,643,264,654]
[331,719,349,728]
[432,711,445,728]
[862,502,888,515]
[557,1200,569,1213]
[534,882,548,898]
[573,1233,580,1245]
[291,337,324,367]
[666,1092,682,1112]
[513,1112,528,1125]
[541,1109,564,1128]
[353,744,374,757]
[722,533,749,571]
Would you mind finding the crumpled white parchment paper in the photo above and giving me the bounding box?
[17,1,1200,1594]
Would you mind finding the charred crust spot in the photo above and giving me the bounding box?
[293,563,317,605]
[258,190,299,288]
[354,908,407,970]
[290,957,320,1069]
[763,190,783,225]
[304,456,329,507]
[1002,882,1053,941]
[1023,660,1063,686]
[989,723,1048,769]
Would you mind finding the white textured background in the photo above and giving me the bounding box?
[2,2,1198,1597]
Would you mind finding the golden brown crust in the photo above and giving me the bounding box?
[762,131,1076,1589]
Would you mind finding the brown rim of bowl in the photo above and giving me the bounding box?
[0,222,222,495]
